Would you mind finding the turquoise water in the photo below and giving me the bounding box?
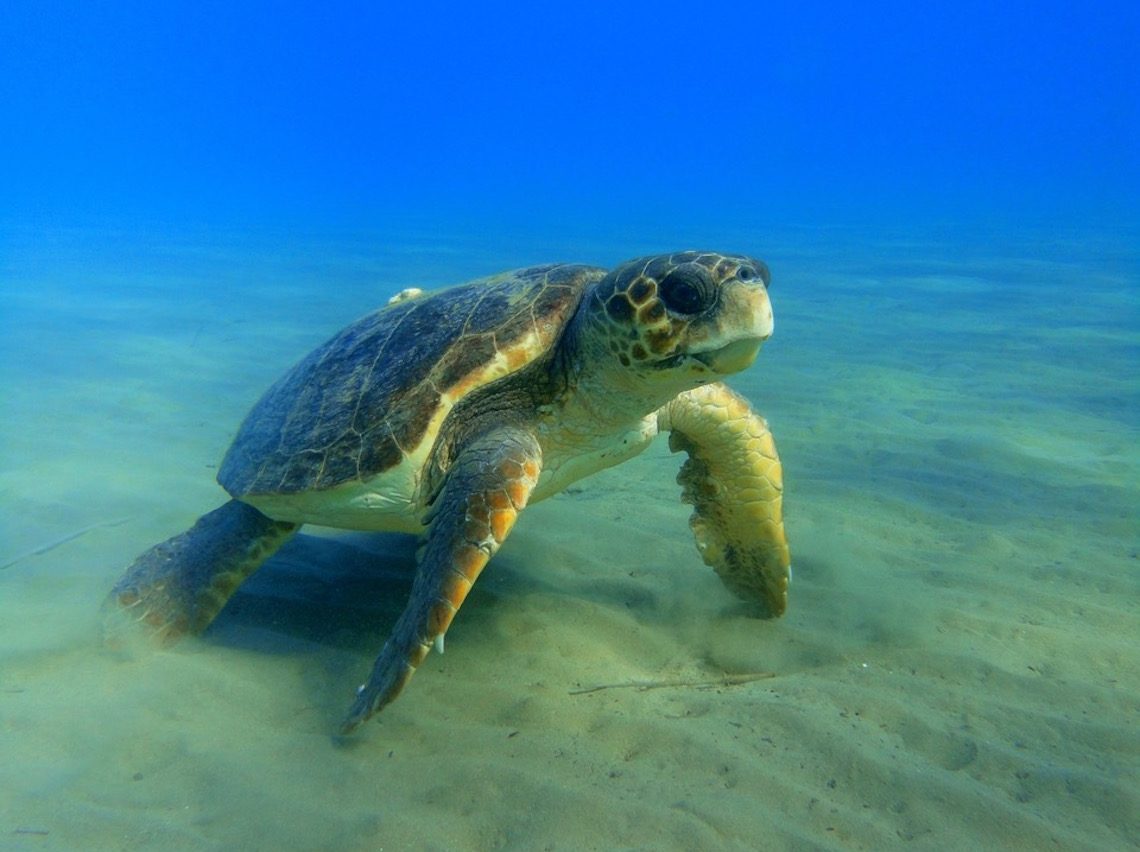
[2,2,1138,850]
[2,224,1136,849]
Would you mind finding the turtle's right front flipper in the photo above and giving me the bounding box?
[659,383,791,618]
[106,499,299,643]
[341,428,542,733]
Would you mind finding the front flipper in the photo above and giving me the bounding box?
[659,383,791,617]
[341,428,542,733]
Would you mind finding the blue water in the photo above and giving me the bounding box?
[2,3,1138,849]
[3,2,1136,234]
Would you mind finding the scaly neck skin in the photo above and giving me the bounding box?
[545,308,684,436]
[523,313,680,502]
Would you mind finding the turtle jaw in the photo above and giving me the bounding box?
[691,335,766,374]
[653,334,767,378]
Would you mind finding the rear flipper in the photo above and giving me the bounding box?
[659,383,791,618]
[106,499,299,643]
[340,427,542,733]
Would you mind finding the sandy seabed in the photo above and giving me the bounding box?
[1,225,1136,850]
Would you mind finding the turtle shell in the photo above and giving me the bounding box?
[218,263,601,496]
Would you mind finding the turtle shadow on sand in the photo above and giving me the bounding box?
[199,532,418,654]
[200,530,539,657]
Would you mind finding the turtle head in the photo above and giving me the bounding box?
[581,251,774,392]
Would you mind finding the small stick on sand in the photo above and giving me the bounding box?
[0,517,133,570]
[569,671,775,695]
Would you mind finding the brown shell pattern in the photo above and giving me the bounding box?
[218,264,601,496]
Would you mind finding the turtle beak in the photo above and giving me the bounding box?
[735,278,775,341]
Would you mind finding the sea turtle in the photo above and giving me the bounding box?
[108,251,791,733]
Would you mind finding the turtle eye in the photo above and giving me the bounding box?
[658,268,713,315]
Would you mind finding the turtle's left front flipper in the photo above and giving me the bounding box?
[659,383,791,618]
[341,428,542,733]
